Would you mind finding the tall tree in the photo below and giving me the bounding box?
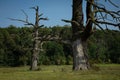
[30,6,40,70]
[71,0,91,70]
[63,0,120,70]
[9,6,48,70]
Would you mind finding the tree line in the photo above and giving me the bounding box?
[0,25,119,67]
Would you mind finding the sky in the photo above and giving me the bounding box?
[0,0,120,29]
[0,0,72,27]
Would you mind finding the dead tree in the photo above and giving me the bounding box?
[30,6,46,70]
[9,6,48,70]
[62,0,120,70]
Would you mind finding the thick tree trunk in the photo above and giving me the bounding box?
[72,39,89,70]
[71,0,91,70]
[30,32,39,70]
[30,28,39,70]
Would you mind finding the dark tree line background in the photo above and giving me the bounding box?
[0,25,120,67]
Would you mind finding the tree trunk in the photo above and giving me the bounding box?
[72,0,90,70]
[72,39,89,70]
[30,30,39,70]
[30,6,39,70]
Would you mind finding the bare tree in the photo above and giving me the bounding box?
[62,0,120,70]
[30,6,47,70]
[9,6,48,70]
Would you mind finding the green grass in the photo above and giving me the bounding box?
[0,64,120,80]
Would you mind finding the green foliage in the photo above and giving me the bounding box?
[0,25,120,66]
[42,41,66,65]
[0,26,32,66]
[88,30,120,63]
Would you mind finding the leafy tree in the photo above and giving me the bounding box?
[0,26,120,67]
[105,31,120,63]
[43,41,65,65]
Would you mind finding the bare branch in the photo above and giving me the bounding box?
[21,9,28,22]
[88,0,120,29]
[89,0,120,18]
[61,19,80,26]
[38,13,43,17]
[30,7,37,11]
[99,10,108,29]
[38,33,72,45]
[108,0,119,8]
[8,18,34,26]
[39,17,48,21]
[93,21,105,31]
[95,20,120,27]
[39,25,44,27]
[61,19,72,23]
[94,9,120,18]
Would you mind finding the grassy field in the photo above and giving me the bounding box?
[0,64,120,80]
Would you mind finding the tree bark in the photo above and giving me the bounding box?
[30,6,39,70]
[30,29,39,70]
[72,0,90,70]
[72,39,89,70]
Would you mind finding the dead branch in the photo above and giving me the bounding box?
[108,0,119,8]
[95,20,120,27]
[87,0,120,30]
[39,13,43,17]
[39,18,48,21]
[38,33,72,45]
[61,19,80,26]
[8,18,34,26]
[30,6,38,11]
[93,21,105,31]
[39,25,44,27]
[88,0,120,19]
[21,9,28,22]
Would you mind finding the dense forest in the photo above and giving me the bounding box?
[0,25,120,67]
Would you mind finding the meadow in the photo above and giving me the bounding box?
[0,64,120,80]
